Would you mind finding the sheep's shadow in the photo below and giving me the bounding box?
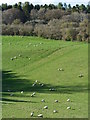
[2,70,88,102]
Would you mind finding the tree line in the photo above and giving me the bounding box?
[1,2,90,42]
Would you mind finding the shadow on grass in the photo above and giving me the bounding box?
[2,70,88,97]
[2,98,31,103]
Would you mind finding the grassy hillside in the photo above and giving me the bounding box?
[2,36,88,118]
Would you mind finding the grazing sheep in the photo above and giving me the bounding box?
[14,56,17,59]
[10,58,13,60]
[58,68,64,71]
[38,114,43,117]
[49,88,56,91]
[33,92,36,95]
[32,83,36,87]
[41,99,45,102]
[53,110,58,113]
[35,80,38,83]
[30,112,34,117]
[41,84,44,87]
[29,58,31,60]
[78,74,84,77]
[19,54,21,57]
[67,106,71,109]
[44,106,48,109]
[49,88,52,91]
[51,88,56,91]
[31,94,34,97]
[21,91,23,94]
[55,100,58,103]
[67,99,70,102]
[39,83,42,85]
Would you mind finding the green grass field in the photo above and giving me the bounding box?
[2,36,88,118]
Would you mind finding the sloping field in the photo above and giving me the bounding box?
[2,36,88,118]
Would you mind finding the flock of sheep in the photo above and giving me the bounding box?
[8,41,84,118]
[9,73,83,118]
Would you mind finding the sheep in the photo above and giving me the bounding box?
[19,54,21,57]
[78,74,84,77]
[53,110,58,113]
[49,88,56,91]
[41,99,45,102]
[32,83,36,87]
[52,88,56,91]
[32,92,36,95]
[21,91,23,94]
[55,100,58,103]
[39,83,42,85]
[40,43,43,45]
[29,58,31,60]
[30,112,34,117]
[14,56,17,59]
[44,106,48,109]
[38,114,43,117]
[49,88,52,91]
[58,68,64,71]
[41,84,44,87]
[67,106,71,109]
[67,99,70,102]
[35,80,38,83]
[10,58,13,60]
[31,94,34,97]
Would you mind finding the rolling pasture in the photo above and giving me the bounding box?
[2,36,88,118]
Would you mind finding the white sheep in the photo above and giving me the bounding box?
[78,74,84,77]
[53,110,58,113]
[38,114,43,117]
[31,94,34,97]
[14,56,17,59]
[58,68,64,71]
[32,83,36,87]
[41,84,44,87]
[21,91,23,94]
[67,99,70,102]
[19,54,21,57]
[41,99,45,102]
[67,106,71,109]
[30,112,34,117]
[10,58,13,60]
[39,83,42,85]
[44,106,48,109]
[55,100,58,103]
[35,80,38,83]
[33,92,36,95]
